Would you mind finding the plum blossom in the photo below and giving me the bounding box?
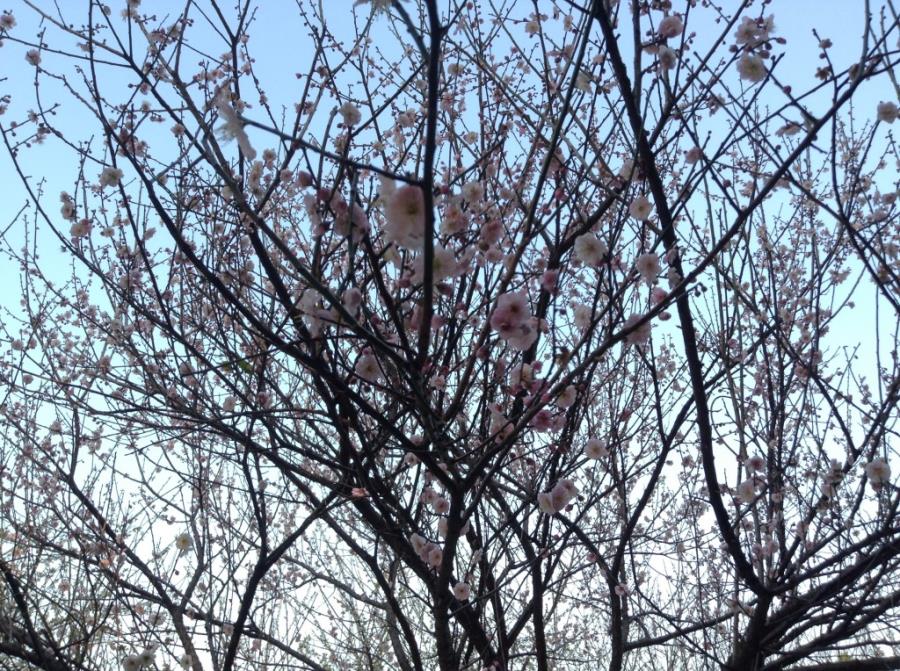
[734,15,775,46]
[584,438,609,459]
[355,352,381,383]
[432,497,450,515]
[437,517,471,538]
[491,292,530,333]
[491,292,539,349]
[338,101,361,126]
[623,314,651,345]
[214,92,256,159]
[427,546,443,568]
[409,533,427,554]
[414,244,460,282]
[60,192,77,220]
[70,219,91,238]
[658,15,683,39]
[99,166,124,189]
[635,253,661,283]
[384,184,426,249]
[461,181,484,203]
[574,233,608,265]
[556,384,577,409]
[572,303,592,331]
[877,101,898,124]
[736,479,757,504]
[657,46,678,71]
[0,13,16,30]
[335,203,370,242]
[737,54,767,83]
[866,458,891,489]
[25,49,41,66]
[537,478,578,515]
[174,532,193,554]
[614,583,631,597]
[629,195,653,220]
[684,147,702,164]
[137,647,156,667]
[575,71,592,92]
[529,408,554,432]
[745,455,765,472]
[453,581,471,601]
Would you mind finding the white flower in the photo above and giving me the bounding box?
[0,13,15,30]
[736,479,757,504]
[453,581,471,600]
[355,353,381,383]
[575,71,592,92]
[383,184,426,249]
[877,101,898,124]
[866,458,891,486]
[684,147,702,164]
[339,101,362,126]
[174,532,193,554]
[635,253,661,283]
[657,46,678,71]
[629,195,653,220]
[25,49,41,66]
[540,478,579,514]
[744,455,765,472]
[70,219,91,238]
[737,54,767,83]
[524,19,540,35]
[409,533,427,554]
[537,492,556,515]
[658,15,684,39]
[99,166,124,188]
[584,438,609,460]
[214,93,257,159]
[734,15,774,46]
[60,193,77,220]
[574,233,608,266]
[122,656,142,671]
[427,546,443,567]
[623,314,651,345]
[432,245,461,280]
[572,303,592,331]
[138,647,156,667]
[556,385,577,409]
[461,181,484,203]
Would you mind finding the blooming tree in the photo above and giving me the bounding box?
[0,1,899,670]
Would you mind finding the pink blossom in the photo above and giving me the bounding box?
[490,292,531,335]
[658,15,684,39]
[623,314,651,345]
[355,352,381,383]
[635,253,661,283]
[574,233,607,266]
[584,438,609,459]
[629,195,653,220]
[384,185,426,249]
[453,581,471,601]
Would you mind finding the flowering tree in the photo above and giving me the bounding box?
[1,0,899,669]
